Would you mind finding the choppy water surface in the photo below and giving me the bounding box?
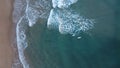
[13,0,120,68]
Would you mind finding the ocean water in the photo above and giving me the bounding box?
[14,0,120,68]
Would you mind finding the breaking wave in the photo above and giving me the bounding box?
[47,8,95,36]
[14,0,95,68]
[47,0,95,36]
[26,0,52,27]
[52,0,78,8]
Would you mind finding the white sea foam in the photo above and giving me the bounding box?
[47,9,59,29]
[47,8,95,36]
[26,6,40,27]
[25,0,52,27]
[13,0,26,23]
[14,0,52,68]
[16,16,29,68]
[48,0,95,36]
[52,0,78,8]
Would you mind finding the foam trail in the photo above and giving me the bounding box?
[52,0,78,8]
[16,15,29,68]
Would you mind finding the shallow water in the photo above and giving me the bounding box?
[14,0,120,68]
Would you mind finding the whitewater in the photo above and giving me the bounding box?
[13,0,51,68]
[13,0,95,68]
[48,0,95,36]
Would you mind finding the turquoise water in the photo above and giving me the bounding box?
[15,0,120,68]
